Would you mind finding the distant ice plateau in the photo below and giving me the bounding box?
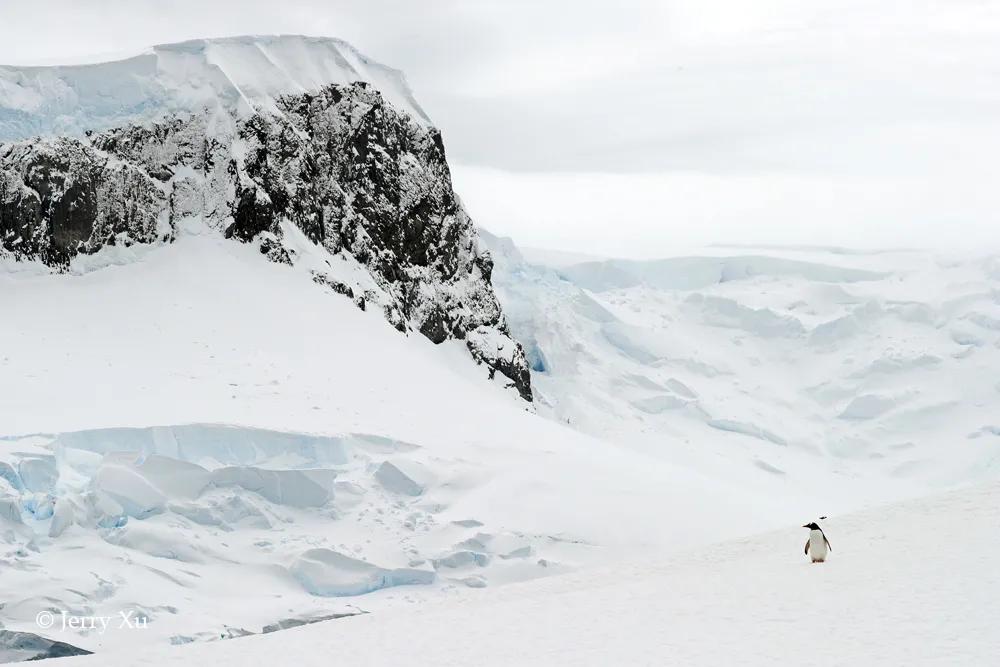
[0,35,429,142]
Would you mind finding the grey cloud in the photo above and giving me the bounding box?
[0,0,997,251]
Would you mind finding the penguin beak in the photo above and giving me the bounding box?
[802,524,809,528]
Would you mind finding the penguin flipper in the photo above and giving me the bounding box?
[823,535,832,552]
[804,539,810,555]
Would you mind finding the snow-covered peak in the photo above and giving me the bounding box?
[0,34,430,141]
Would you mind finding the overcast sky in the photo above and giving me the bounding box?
[1,0,997,256]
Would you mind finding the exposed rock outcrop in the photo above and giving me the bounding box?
[0,138,166,264]
[0,629,92,662]
[0,82,532,400]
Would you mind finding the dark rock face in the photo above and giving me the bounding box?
[261,610,365,634]
[0,82,532,400]
[0,629,93,661]
[0,139,165,264]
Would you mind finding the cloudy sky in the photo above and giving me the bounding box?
[1,0,997,256]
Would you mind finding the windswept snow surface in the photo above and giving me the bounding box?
[483,232,1000,504]
[0,35,430,142]
[57,482,1000,666]
[0,230,792,654]
[3,228,998,660]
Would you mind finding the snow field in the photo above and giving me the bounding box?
[2,225,997,659]
[57,482,1000,666]
[485,234,1000,510]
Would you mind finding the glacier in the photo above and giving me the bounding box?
[0,35,430,143]
[481,230,1000,495]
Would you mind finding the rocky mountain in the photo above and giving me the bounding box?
[0,37,531,400]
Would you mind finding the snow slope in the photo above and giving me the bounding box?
[3,228,997,659]
[5,232,995,660]
[55,482,1000,666]
[0,230,798,655]
[0,35,429,142]
[483,232,1000,509]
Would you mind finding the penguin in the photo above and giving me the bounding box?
[803,521,832,563]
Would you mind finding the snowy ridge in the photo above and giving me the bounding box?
[557,255,886,292]
[0,35,430,142]
[45,482,1000,665]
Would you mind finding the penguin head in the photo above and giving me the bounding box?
[802,522,821,530]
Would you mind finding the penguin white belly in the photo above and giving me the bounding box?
[809,530,828,562]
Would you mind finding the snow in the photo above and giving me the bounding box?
[558,255,885,292]
[53,482,1000,666]
[484,233,1000,503]
[375,460,433,497]
[291,548,435,597]
[0,230,793,655]
[15,458,56,493]
[47,498,74,538]
[0,35,430,143]
[838,394,898,420]
[93,462,168,519]
[212,467,336,508]
[0,227,997,663]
